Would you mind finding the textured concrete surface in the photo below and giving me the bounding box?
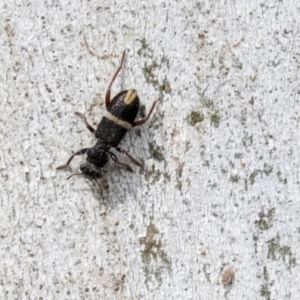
[1,1,300,299]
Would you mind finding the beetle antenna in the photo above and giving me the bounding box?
[67,173,82,180]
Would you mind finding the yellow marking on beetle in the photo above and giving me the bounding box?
[104,111,132,130]
[124,89,137,105]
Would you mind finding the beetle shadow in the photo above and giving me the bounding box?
[89,164,138,208]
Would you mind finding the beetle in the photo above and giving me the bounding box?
[57,51,160,187]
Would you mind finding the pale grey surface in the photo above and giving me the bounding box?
[1,1,300,299]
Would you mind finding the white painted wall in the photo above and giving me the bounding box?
[1,1,299,299]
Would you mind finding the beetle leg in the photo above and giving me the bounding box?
[132,98,161,127]
[115,147,142,167]
[57,148,89,170]
[94,180,103,196]
[107,151,133,173]
[105,51,126,108]
[75,112,95,134]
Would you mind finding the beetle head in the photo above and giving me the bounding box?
[80,162,102,179]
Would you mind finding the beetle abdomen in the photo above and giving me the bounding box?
[95,117,128,147]
[108,89,140,123]
[95,89,140,146]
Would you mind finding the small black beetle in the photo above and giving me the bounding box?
[57,51,160,187]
